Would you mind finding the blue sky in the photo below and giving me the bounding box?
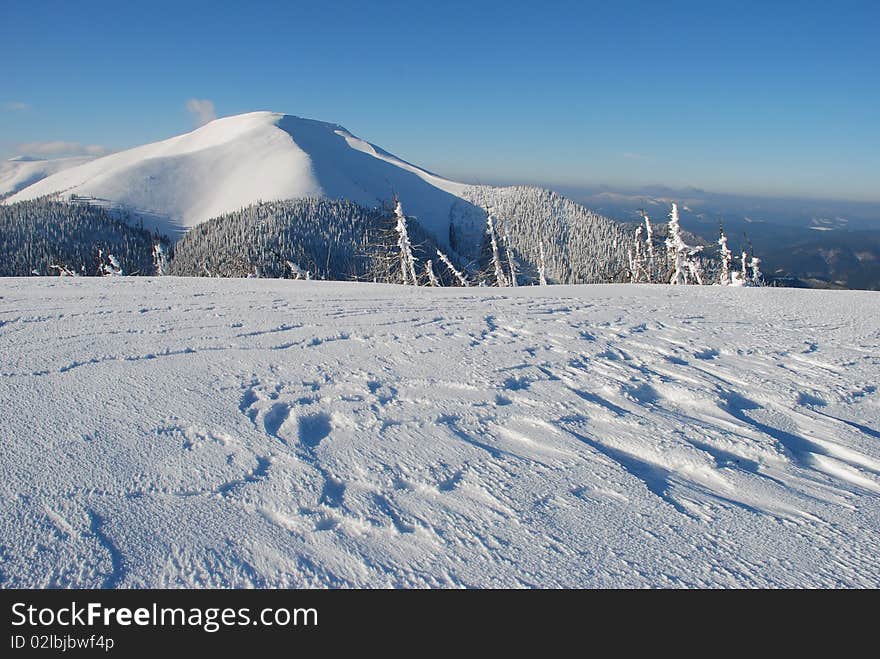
[1,0,877,201]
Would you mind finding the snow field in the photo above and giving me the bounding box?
[0,278,878,587]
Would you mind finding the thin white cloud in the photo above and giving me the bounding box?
[16,141,109,158]
[3,101,29,111]
[185,98,216,127]
[621,152,650,160]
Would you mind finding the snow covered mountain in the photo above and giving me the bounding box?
[2,112,633,282]
[0,155,95,199]
[4,112,473,240]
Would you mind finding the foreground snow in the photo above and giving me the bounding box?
[1,278,878,588]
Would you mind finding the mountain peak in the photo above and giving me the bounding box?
[4,111,467,238]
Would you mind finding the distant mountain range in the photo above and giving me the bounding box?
[555,185,880,290]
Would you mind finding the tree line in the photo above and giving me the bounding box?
[0,191,754,286]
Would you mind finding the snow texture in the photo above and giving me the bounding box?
[1,277,878,587]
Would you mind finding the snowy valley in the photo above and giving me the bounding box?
[1,277,878,587]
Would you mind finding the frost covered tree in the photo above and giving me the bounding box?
[486,213,508,287]
[538,241,548,286]
[666,203,687,285]
[504,229,518,287]
[437,249,470,286]
[629,225,647,283]
[750,255,762,286]
[685,257,704,285]
[643,213,655,281]
[285,260,311,280]
[394,198,419,286]
[152,242,169,276]
[424,260,440,286]
[98,249,123,276]
[49,263,77,276]
[717,227,732,285]
[665,203,703,285]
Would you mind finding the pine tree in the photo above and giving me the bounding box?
[750,255,762,286]
[394,198,419,286]
[665,203,703,285]
[717,227,732,285]
[630,225,647,283]
[98,249,123,276]
[504,229,518,287]
[437,249,470,286]
[643,213,655,282]
[538,240,548,286]
[425,260,440,286]
[666,203,688,285]
[486,213,508,286]
[152,242,169,276]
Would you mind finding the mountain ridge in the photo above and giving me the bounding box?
[3,112,473,243]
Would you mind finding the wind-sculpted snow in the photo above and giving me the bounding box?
[1,278,878,587]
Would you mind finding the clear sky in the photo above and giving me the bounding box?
[1,0,878,201]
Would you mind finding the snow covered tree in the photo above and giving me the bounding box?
[98,249,123,276]
[437,249,470,286]
[424,260,440,286]
[717,227,732,285]
[686,257,704,285]
[665,203,703,285]
[666,203,687,284]
[486,213,508,287]
[750,255,762,286]
[0,198,160,277]
[643,213,655,282]
[394,198,419,286]
[169,198,444,282]
[504,229,518,287]
[538,240,548,286]
[152,242,169,276]
[629,225,647,283]
[457,186,631,284]
[285,260,311,280]
[49,263,77,276]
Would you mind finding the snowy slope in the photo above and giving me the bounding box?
[1,278,878,588]
[3,113,474,241]
[0,156,94,199]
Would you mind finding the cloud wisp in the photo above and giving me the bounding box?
[185,98,216,127]
[3,101,29,112]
